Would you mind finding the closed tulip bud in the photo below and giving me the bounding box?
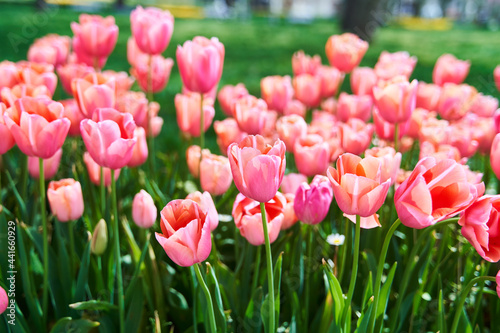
[186,191,219,231]
[200,152,232,196]
[294,134,331,177]
[228,135,286,203]
[395,157,482,229]
[293,74,321,108]
[232,192,285,246]
[132,190,157,229]
[433,53,470,86]
[351,67,377,96]
[292,50,321,76]
[294,175,333,225]
[4,97,70,159]
[130,6,174,55]
[91,219,108,256]
[336,92,373,122]
[280,173,308,195]
[325,33,368,73]
[217,83,249,116]
[83,152,121,186]
[175,93,215,137]
[28,148,62,180]
[156,199,212,267]
[47,178,84,222]
[0,286,7,315]
[177,36,224,94]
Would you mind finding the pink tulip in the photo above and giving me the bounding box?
[0,61,20,89]
[232,192,285,246]
[469,93,499,117]
[186,191,219,231]
[406,108,436,139]
[28,148,62,179]
[459,195,500,262]
[228,135,286,203]
[495,110,500,133]
[56,63,94,95]
[365,146,402,184]
[233,95,267,135]
[492,134,500,180]
[470,114,497,154]
[316,65,344,99]
[280,173,308,195]
[83,151,120,186]
[294,134,331,177]
[374,51,417,80]
[276,114,307,152]
[436,83,477,121]
[47,178,84,222]
[28,34,71,67]
[351,66,377,96]
[495,66,500,92]
[261,75,293,113]
[395,157,482,229]
[433,54,470,86]
[321,97,337,114]
[131,55,174,93]
[102,70,135,95]
[281,193,299,230]
[130,6,174,55]
[292,50,321,76]
[283,99,307,118]
[497,271,500,299]
[156,199,212,267]
[1,83,51,108]
[80,108,137,169]
[325,33,368,73]
[217,83,249,116]
[60,99,85,136]
[132,190,157,229]
[415,82,441,112]
[336,92,372,122]
[71,14,118,62]
[177,36,224,94]
[327,153,391,222]
[373,79,418,124]
[293,74,321,108]
[147,101,163,138]
[0,285,8,315]
[4,97,70,158]
[115,91,148,128]
[0,103,15,154]
[446,121,478,158]
[214,118,247,156]
[200,152,233,196]
[127,127,148,168]
[339,118,374,155]
[294,175,333,225]
[72,73,116,119]
[372,107,407,142]
[419,117,449,146]
[186,145,204,179]
[175,93,215,137]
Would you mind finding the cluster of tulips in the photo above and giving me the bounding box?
[1,4,500,333]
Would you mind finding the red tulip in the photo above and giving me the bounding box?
[155,199,212,267]
[4,97,70,158]
[228,135,286,203]
[339,118,374,155]
[232,192,285,246]
[374,51,417,80]
[130,6,174,55]
[47,178,84,222]
[176,36,224,94]
[436,83,477,121]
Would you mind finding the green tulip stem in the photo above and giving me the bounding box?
[450,276,496,333]
[194,263,217,333]
[394,122,400,152]
[147,55,156,175]
[368,218,401,332]
[100,167,105,217]
[341,214,361,328]
[261,202,275,332]
[111,169,124,333]
[251,245,262,297]
[304,224,313,327]
[39,158,49,329]
[199,94,205,180]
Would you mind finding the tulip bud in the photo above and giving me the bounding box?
[132,190,157,229]
[91,219,108,256]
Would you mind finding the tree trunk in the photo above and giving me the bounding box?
[341,0,387,42]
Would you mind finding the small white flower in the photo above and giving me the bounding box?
[326,233,345,246]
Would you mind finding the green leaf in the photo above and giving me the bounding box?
[355,298,373,333]
[457,308,473,333]
[206,263,227,333]
[168,287,189,310]
[374,262,397,333]
[361,272,373,310]
[74,242,91,302]
[244,287,263,333]
[49,317,99,333]
[69,300,118,312]
[322,260,344,325]
[260,252,283,333]
[125,281,145,333]
[438,278,446,333]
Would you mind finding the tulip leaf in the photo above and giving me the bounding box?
[5,170,27,221]
[206,263,227,333]
[355,297,373,333]
[361,272,373,310]
[168,287,189,310]
[125,281,145,333]
[49,317,100,333]
[244,286,263,333]
[74,242,91,303]
[438,278,446,333]
[214,261,239,317]
[323,260,344,325]
[374,262,397,333]
[456,308,473,333]
[69,300,118,311]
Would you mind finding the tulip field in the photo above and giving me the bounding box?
[2,3,500,333]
